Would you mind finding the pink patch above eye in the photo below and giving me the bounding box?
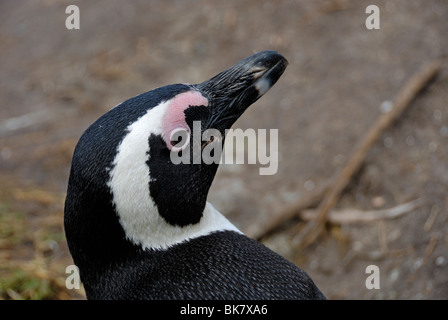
[162,91,208,150]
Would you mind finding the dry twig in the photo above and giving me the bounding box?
[294,58,445,248]
[298,198,425,224]
[257,58,445,245]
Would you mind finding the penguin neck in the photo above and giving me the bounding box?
[117,201,241,251]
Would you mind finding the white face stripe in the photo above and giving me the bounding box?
[107,98,241,250]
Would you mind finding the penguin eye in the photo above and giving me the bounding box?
[168,127,190,152]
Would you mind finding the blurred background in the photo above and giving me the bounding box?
[0,0,447,299]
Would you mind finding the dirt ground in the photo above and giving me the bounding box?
[0,0,447,300]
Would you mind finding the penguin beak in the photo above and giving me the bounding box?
[196,50,288,132]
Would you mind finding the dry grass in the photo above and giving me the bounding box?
[0,181,85,300]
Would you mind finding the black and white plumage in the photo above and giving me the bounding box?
[64,51,325,300]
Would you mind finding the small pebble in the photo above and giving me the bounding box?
[384,137,393,148]
[440,126,448,137]
[304,179,315,191]
[389,268,400,283]
[380,100,393,113]
[433,109,442,121]
[435,256,445,266]
[371,196,386,208]
[413,258,424,271]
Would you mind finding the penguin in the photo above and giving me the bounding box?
[64,50,326,300]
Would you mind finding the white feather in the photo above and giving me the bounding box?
[107,99,241,250]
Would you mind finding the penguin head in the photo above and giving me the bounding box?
[65,51,287,264]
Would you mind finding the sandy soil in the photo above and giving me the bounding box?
[0,0,447,299]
